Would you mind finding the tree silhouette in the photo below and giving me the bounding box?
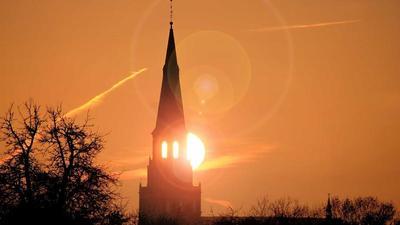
[330,196,396,225]
[268,197,309,218]
[41,107,117,222]
[0,102,130,225]
[250,196,270,217]
[212,196,396,225]
[0,101,43,207]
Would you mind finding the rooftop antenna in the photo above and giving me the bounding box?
[170,0,173,27]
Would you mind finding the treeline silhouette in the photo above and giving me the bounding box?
[137,196,399,225]
[0,101,133,225]
[209,196,398,225]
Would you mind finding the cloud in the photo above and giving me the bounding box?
[65,68,147,117]
[205,197,233,209]
[197,140,276,171]
[104,154,149,181]
[107,155,148,168]
[198,155,241,171]
[249,19,361,32]
[111,140,275,179]
[118,168,147,181]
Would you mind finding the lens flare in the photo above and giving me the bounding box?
[186,133,205,170]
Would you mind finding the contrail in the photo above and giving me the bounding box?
[249,19,361,32]
[205,198,233,209]
[65,68,147,117]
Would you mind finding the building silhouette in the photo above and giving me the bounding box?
[326,194,333,220]
[138,20,201,224]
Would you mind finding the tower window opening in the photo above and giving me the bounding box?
[162,141,168,159]
[173,141,179,159]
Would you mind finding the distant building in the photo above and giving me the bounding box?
[138,17,201,225]
[326,194,333,220]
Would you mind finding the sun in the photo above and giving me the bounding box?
[186,132,205,170]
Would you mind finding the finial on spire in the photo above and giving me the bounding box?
[170,0,173,27]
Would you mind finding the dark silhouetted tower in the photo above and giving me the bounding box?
[138,12,201,224]
[326,194,333,220]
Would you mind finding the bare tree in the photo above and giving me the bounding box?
[308,205,325,218]
[0,101,43,206]
[0,102,129,225]
[41,106,118,222]
[249,196,270,217]
[213,205,243,225]
[331,196,396,225]
[394,211,400,225]
[269,197,309,218]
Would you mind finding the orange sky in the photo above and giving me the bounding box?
[1,0,399,214]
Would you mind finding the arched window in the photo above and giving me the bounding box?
[161,141,168,159]
[173,141,179,159]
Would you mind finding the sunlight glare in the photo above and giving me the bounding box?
[173,141,179,159]
[186,133,206,170]
[161,141,168,159]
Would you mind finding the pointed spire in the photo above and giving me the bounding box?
[326,193,333,220]
[153,3,185,136]
[164,25,178,68]
[165,0,176,68]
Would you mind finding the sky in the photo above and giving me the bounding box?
[1,0,399,214]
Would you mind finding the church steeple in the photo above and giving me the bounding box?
[153,13,185,136]
[139,2,201,223]
[326,193,333,220]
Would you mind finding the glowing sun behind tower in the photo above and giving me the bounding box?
[187,132,206,169]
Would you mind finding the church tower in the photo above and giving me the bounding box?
[325,194,333,220]
[139,2,201,224]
